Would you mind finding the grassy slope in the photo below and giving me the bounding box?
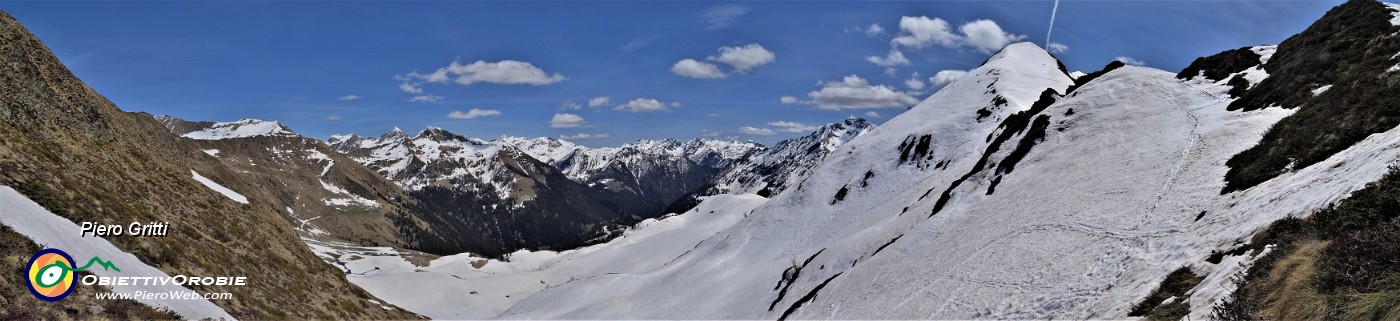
[1216,167,1400,320]
[0,10,421,320]
[1221,0,1400,192]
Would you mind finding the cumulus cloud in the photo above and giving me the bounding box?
[866,49,910,67]
[615,98,677,112]
[865,111,882,118]
[959,19,1027,54]
[711,44,776,72]
[700,4,750,30]
[780,96,800,104]
[931,69,969,88]
[884,16,1026,57]
[409,94,442,103]
[549,113,587,128]
[738,126,775,136]
[674,43,776,79]
[337,95,361,101]
[405,60,566,86]
[768,121,818,133]
[802,75,920,109]
[587,96,611,107]
[399,82,424,94]
[325,115,343,121]
[1047,42,1069,53]
[672,59,728,79]
[559,133,610,140]
[560,100,582,110]
[905,72,927,90]
[447,108,501,119]
[891,16,960,49]
[1116,56,1146,66]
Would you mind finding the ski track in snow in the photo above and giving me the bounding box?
[0,186,235,320]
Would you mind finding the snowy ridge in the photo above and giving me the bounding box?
[329,126,762,201]
[0,187,235,320]
[179,118,295,140]
[499,42,1081,319]
[709,116,875,195]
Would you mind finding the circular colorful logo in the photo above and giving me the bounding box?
[26,248,76,302]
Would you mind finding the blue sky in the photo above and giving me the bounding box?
[4,1,1340,146]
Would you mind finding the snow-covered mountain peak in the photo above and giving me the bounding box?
[176,118,296,140]
[379,127,409,141]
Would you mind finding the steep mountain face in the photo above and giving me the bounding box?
[329,128,657,256]
[490,13,1400,317]
[706,117,876,196]
[0,10,418,320]
[552,138,761,215]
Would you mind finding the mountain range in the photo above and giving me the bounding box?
[2,1,1399,320]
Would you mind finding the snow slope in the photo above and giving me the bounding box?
[490,42,1396,319]
[191,170,248,204]
[302,194,767,319]
[0,186,235,320]
[501,42,1081,319]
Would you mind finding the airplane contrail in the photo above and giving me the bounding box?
[1046,0,1060,48]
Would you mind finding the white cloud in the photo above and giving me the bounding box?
[672,59,728,79]
[768,121,818,133]
[804,75,920,109]
[325,115,343,121]
[399,82,424,94]
[701,129,722,137]
[549,113,587,128]
[931,69,969,88]
[407,60,566,86]
[866,49,910,67]
[614,98,675,112]
[587,96,611,107]
[710,44,775,72]
[738,126,775,136]
[959,19,1027,54]
[409,94,442,103]
[700,4,750,30]
[560,100,582,110]
[337,95,361,101]
[865,111,882,118]
[779,96,800,104]
[865,23,885,36]
[886,17,1026,55]
[447,108,501,119]
[905,71,927,90]
[1047,42,1069,53]
[891,16,960,49]
[1116,56,1146,66]
[559,133,610,140]
[675,43,776,78]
